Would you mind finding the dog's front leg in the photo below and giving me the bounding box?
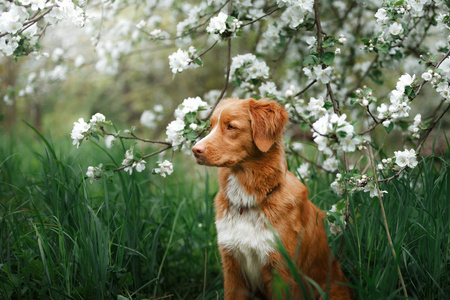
[220,247,250,300]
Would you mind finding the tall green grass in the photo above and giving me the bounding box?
[1,127,449,299]
[0,127,222,299]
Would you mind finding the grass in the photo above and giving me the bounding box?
[0,126,449,299]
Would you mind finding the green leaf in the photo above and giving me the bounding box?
[337,130,347,138]
[322,39,334,48]
[385,121,394,134]
[194,58,202,66]
[303,55,319,66]
[91,132,100,141]
[376,43,390,54]
[185,112,197,124]
[324,101,333,110]
[300,122,310,131]
[134,152,143,160]
[404,86,416,99]
[185,131,198,141]
[321,52,335,65]
[251,78,260,86]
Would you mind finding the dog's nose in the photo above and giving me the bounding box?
[192,144,205,157]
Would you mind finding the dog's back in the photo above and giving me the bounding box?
[193,98,352,299]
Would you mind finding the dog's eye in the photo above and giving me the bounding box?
[227,124,237,130]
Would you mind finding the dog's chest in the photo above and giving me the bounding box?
[215,174,275,290]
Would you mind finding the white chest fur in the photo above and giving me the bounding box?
[215,174,275,291]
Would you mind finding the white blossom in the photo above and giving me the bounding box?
[303,65,332,84]
[340,136,360,152]
[394,149,418,168]
[140,110,157,128]
[230,53,270,83]
[168,47,200,74]
[331,173,345,195]
[438,57,450,80]
[296,163,310,180]
[375,8,389,24]
[307,96,327,118]
[323,157,339,172]
[90,113,106,124]
[135,160,146,172]
[105,135,115,149]
[166,119,186,147]
[364,183,388,198]
[71,118,90,148]
[259,81,279,97]
[154,160,174,178]
[396,73,415,93]
[389,22,404,37]
[421,70,433,81]
[206,12,242,40]
[86,166,96,183]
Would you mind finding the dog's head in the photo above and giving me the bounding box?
[192,98,289,167]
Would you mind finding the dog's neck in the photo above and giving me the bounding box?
[219,140,286,205]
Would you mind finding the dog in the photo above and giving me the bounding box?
[192,98,352,299]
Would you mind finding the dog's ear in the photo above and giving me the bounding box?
[248,99,289,152]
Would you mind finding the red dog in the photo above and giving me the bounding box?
[192,98,352,299]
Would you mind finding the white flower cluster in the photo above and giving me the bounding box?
[307,96,328,118]
[70,113,106,148]
[0,4,28,35]
[121,149,146,175]
[148,29,170,40]
[86,164,103,184]
[323,156,339,172]
[256,24,281,53]
[154,160,174,178]
[352,86,376,107]
[394,148,418,169]
[44,0,85,27]
[278,0,314,29]
[331,172,388,199]
[176,3,208,37]
[421,58,450,104]
[206,12,242,40]
[330,173,345,195]
[327,203,346,235]
[230,53,270,83]
[303,65,333,84]
[259,81,280,98]
[71,118,90,148]
[140,105,164,129]
[296,163,310,181]
[407,114,422,139]
[166,97,208,148]
[377,73,415,127]
[0,1,85,57]
[168,46,201,74]
[312,113,361,156]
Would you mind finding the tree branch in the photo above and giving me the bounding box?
[202,38,232,121]
[113,145,172,173]
[100,126,171,146]
[314,0,323,57]
[294,80,317,97]
[242,7,281,27]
